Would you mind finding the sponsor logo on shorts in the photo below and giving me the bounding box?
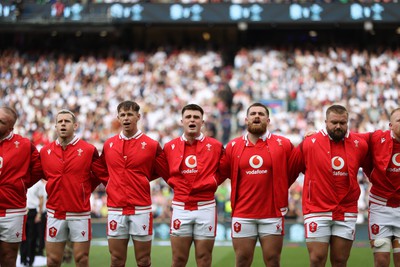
[49,227,58,238]
[371,224,380,235]
[233,222,241,233]
[208,226,213,231]
[173,219,181,230]
[142,225,147,230]
[109,220,117,231]
[309,222,318,233]
[81,231,86,237]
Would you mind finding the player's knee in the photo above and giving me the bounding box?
[309,253,327,265]
[371,238,392,253]
[264,256,280,267]
[137,257,151,267]
[195,254,212,267]
[236,254,253,267]
[47,255,63,267]
[75,253,89,266]
[110,255,126,267]
[172,255,189,266]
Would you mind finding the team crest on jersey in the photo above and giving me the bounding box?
[309,222,318,233]
[312,138,316,143]
[47,149,51,155]
[381,138,386,143]
[173,219,181,230]
[206,143,212,151]
[277,138,282,146]
[171,144,175,150]
[109,220,117,231]
[141,142,147,149]
[354,140,359,147]
[109,142,113,148]
[49,227,58,238]
[14,141,20,148]
[233,222,241,233]
[371,224,380,235]
[232,141,236,147]
[77,148,83,156]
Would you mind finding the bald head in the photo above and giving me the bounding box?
[0,107,17,139]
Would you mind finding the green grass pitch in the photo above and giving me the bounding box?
[60,242,386,266]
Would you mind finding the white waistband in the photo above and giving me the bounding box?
[172,199,215,210]
[47,209,91,220]
[0,208,27,217]
[369,193,388,206]
[304,212,357,222]
[107,206,152,215]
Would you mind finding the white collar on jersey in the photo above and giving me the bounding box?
[1,132,13,142]
[56,135,79,146]
[181,132,204,142]
[119,130,142,140]
[244,130,271,143]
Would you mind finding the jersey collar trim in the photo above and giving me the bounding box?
[181,132,205,142]
[119,130,143,140]
[56,135,80,146]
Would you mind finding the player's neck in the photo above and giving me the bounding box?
[58,136,73,149]
[247,133,261,145]
[184,134,199,145]
[123,128,138,138]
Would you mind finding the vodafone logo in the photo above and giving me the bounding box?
[249,155,263,169]
[185,155,197,168]
[332,156,345,170]
[392,153,400,167]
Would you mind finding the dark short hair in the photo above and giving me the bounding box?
[246,103,270,116]
[0,106,18,126]
[326,104,348,118]
[181,104,204,116]
[117,101,140,113]
[57,109,76,123]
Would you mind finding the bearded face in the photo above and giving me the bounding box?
[246,106,269,136]
[325,112,348,142]
[247,119,268,135]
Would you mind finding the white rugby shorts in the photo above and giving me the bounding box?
[170,204,216,239]
[0,215,26,242]
[46,217,91,242]
[107,213,153,241]
[369,203,400,240]
[231,217,284,238]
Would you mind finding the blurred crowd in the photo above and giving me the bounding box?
[1,44,399,223]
